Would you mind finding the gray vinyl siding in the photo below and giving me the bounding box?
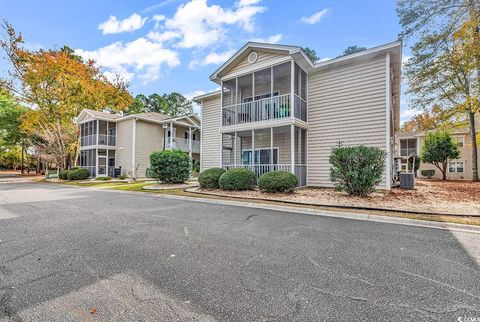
[116,119,134,176]
[307,55,388,188]
[135,121,164,178]
[201,96,222,170]
[225,51,288,78]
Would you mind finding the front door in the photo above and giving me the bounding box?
[97,156,107,177]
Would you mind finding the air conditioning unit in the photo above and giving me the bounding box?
[399,173,415,189]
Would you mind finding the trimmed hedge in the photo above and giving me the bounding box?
[150,149,190,183]
[421,169,435,178]
[329,145,386,196]
[258,171,297,193]
[59,167,79,180]
[198,168,225,189]
[59,170,70,180]
[67,168,90,180]
[219,168,256,191]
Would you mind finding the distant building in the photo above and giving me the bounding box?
[75,109,200,178]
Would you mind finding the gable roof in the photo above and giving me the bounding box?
[76,108,200,128]
[209,42,314,83]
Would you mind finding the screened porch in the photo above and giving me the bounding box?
[221,125,307,186]
[221,61,307,126]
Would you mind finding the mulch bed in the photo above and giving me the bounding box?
[192,180,479,216]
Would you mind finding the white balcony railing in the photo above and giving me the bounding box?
[222,164,292,178]
[222,93,307,126]
[80,134,116,147]
[223,94,292,126]
[166,138,200,153]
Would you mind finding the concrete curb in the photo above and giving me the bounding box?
[185,187,479,218]
[79,185,480,235]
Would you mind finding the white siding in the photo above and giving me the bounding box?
[307,55,389,189]
[135,121,164,178]
[116,119,133,176]
[224,51,288,78]
[201,96,222,170]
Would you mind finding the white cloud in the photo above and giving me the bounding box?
[400,107,422,125]
[237,0,261,6]
[143,0,180,12]
[189,50,236,69]
[184,90,207,115]
[98,13,147,35]
[76,37,180,84]
[164,0,266,48]
[147,30,180,43]
[301,9,329,25]
[252,33,283,44]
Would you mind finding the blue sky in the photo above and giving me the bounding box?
[1,0,413,121]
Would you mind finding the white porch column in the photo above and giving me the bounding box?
[96,119,99,145]
[290,124,295,175]
[169,122,173,148]
[251,129,255,170]
[290,60,295,119]
[188,126,192,160]
[270,127,273,171]
[234,131,237,167]
[131,118,137,179]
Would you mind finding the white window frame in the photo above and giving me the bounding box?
[448,160,465,173]
[242,147,279,165]
[453,136,464,148]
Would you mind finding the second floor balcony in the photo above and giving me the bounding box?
[80,119,116,148]
[166,138,200,154]
[221,61,307,127]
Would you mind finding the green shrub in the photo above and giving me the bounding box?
[219,168,256,191]
[67,168,90,180]
[198,168,226,189]
[59,170,70,180]
[118,175,127,180]
[421,169,435,178]
[329,145,386,196]
[59,167,79,180]
[258,171,298,193]
[150,149,190,183]
[192,159,200,173]
[95,176,112,181]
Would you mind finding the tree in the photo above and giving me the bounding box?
[126,92,194,117]
[126,94,149,115]
[338,45,366,57]
[302,47,320,63]
[421,130,460,180]
[402,110,440,132]
[0,88,29,172]
[398,0,480,181]
[0,146,21,170]
[0,22,132,171]
[164,92,193,117]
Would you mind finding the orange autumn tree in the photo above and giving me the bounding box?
[0,22,132,170]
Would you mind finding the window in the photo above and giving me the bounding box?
[448,161,464,173]
[454,136,464,148]
[400,139,417,156]
[184,132,196,140]
[242,148,278,165]
[243,91,279,103]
